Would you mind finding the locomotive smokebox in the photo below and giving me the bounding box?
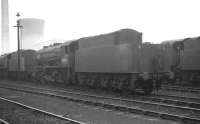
[19,18,45,50]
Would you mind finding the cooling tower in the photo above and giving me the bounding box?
[19,18,45,50]
[1,0,9,54]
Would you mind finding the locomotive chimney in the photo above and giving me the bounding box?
[1,0,10,54]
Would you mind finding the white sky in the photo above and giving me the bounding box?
[1,0,200,52]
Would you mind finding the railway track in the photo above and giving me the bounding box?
[162,84,200,93]
[0,84,199,123]
[163,84,200,90]
[0,119,9,124]
[138,95,200,109]
[0,96,85,124]
[1,83,200,109]
[155,93,200,103]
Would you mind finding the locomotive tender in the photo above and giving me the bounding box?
[74,29,157,94]
[160,37,200,85]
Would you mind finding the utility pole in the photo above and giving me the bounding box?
[14,13,22,71]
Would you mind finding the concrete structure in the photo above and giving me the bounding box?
[1,0,9,54]
[19,18,44,50]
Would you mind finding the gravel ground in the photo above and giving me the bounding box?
[0,99,71,124]
[0,87,179,124]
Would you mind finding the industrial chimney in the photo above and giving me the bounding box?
[1,0,9,54]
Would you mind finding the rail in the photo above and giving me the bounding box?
[0,119,9,124]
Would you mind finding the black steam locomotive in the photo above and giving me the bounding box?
[0,29,199,94]
[160,37,200,85]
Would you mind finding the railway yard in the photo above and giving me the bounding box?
[0,0,200,122]
[0,80,199,124]
[0,29,200,124]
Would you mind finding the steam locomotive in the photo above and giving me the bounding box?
[0,29,199,94]
[160,37,200,85]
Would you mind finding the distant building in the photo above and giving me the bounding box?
[1,0,10,54]
[19,18,45,50]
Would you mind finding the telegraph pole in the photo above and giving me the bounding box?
[14,13,22,71]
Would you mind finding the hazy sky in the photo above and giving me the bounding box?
[1,0,200,52]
